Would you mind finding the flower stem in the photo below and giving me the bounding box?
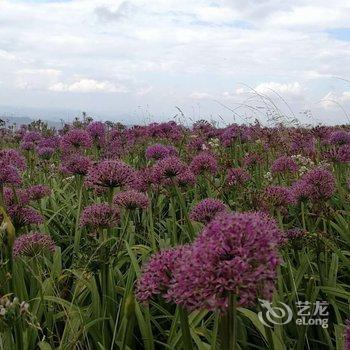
[179,306,193,350]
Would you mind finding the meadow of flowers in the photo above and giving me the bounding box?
[0,118,349,349]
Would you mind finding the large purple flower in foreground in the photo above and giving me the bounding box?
[137,211,282,312]
[189,198,227,224]
[80,203,120,230]
[13,233,55,259]
[87,160,136,189]
[170,212,282,310]
[113,190,149,210]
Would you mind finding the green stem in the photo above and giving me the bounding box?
[73,176,84,254]
[179,306,193,350]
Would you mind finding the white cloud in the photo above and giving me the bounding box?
[49,79,128,93]
[0,0,350,124]
[320,91,350,109]
[255,82,304,97]
[189,92,213,99]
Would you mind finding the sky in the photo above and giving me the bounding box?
[1,0,350,125]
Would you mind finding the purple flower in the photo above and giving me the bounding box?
[7,206,44,228]
[0,149,26,171]
[22,131,42,144]
[87,160,136,189]
[87,121,106,146]
[80,203,120,230]
[25,185,51,201]
[190,152,218,176]
[345,320,350,350]
[113,190,149,210]
[0,165,22,187]
[177,169,196,187]
[20,141,35,151]
[292,167,335,202]
[13,233,55,259]
[152,156,188,186]
[145,144,177,160]
[324,145,350,163]
[87,121,106,139]
[60,129,92,153]
[61,154,92,176]
[37,146,55,159]
[171,212,282,310]
[189,198,227,224]
[284,228,306,240]
[261,186,295,213]
[226,168,251,186]
[329,131,350,145]
[136,246,190,303]
[3,188,30,207]
[271,156,299,174]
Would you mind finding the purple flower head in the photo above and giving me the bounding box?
[60,129,92,153]
[226,168,251,186]
[26,185,51,201]
[20,141,35,151]
[152,156,188,186]
[190,152,218,176]
[13,233,55,259]
[3,188,30,207]
[145,144,177,160]
[220,125,240,147]
[284,228,307,240]
[170,212,282,310]
[132,168,154,192]
[22,131,42,144]
[87,121,106,139]
[61,154,92,176]
[87,160,136,189]
[177,169,196,187]
[261,186,296,213]
[0,149,26,171]
[293,167,335,202]
[136,246,190,303]
[113,190,150,210]
[189,198,227,224]
[0,165,22,187]
[324,145,350,163]
[80,203,120,230]
[345,320,350,350]
[7,206,44,228]
[271,156,299,174]
[37,146,55,159]
[329,130,350,146]
[87,121,106,146]
[38,136,60,150]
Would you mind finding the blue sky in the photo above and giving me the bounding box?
[1,0,350,125]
